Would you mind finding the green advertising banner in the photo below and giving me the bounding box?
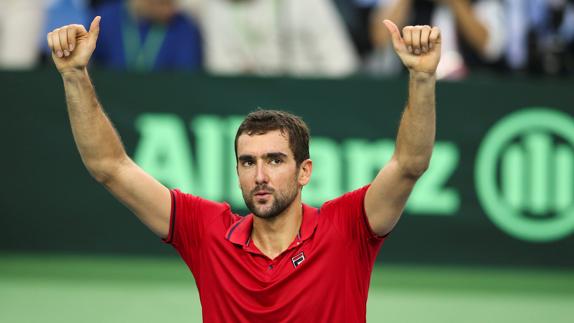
[1,69,573,267]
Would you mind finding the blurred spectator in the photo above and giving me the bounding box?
[331,0,379,60]
[179,0,359,78]
[368,0,507,79]
[0,0,46,69]
[92,0,203,71]
[506,0,574,76]
[89,0,121,7]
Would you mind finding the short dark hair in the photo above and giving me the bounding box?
[234,109,310,166]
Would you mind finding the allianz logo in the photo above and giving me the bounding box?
[133,108,574,242]
[133,114,459,216]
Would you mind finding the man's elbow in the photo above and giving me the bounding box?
[85,164,115,184]
[84,156,128,185]
[399,157,430,179]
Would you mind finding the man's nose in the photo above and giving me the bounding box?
[255,163,268,185]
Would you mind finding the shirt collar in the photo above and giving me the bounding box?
[225,204,319,247]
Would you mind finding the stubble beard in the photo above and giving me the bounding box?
[243,181,299,219]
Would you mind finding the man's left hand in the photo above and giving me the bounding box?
[383,20,441,76]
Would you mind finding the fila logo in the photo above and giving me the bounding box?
[291,252,305,268]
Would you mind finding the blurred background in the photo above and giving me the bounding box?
[1,0,573,322]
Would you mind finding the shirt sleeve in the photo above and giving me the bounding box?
[162,189,232,252]
[321,185,386,247]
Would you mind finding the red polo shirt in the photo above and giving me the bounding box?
[164,185,385,322]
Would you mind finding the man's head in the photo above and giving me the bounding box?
[235,110,312,219]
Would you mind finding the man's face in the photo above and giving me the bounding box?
[236,130,309,219]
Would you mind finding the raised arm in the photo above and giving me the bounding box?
[47,17,171,238]
[364,20,440,236]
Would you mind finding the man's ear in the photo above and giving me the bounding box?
[298,159,313,186]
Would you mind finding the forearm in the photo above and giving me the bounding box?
[62,68,127,182]
[448,0,488,54]
[394,71,436,177]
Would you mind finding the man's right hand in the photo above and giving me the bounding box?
[47,16,101,75]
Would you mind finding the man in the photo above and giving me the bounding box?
[47,16,440,322]
[92,0,203,71]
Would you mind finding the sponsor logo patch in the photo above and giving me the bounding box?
[291,252,305,268]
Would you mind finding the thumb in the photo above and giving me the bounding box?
[88,16,101,44]
[383,19,402,47]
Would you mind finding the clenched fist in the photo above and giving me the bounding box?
[47,16,101,75]
[383,20,441,76]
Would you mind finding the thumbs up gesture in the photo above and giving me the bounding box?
[47,16,101,75]
[383,19,441,76]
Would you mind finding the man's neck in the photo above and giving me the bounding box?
[251,198,303,260]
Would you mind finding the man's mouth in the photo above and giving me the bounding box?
[253,189,273,202]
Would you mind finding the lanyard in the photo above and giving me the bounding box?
[121,8,167,71]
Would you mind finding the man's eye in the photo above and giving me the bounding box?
[242,161,254,167]
[270,158,282,165]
